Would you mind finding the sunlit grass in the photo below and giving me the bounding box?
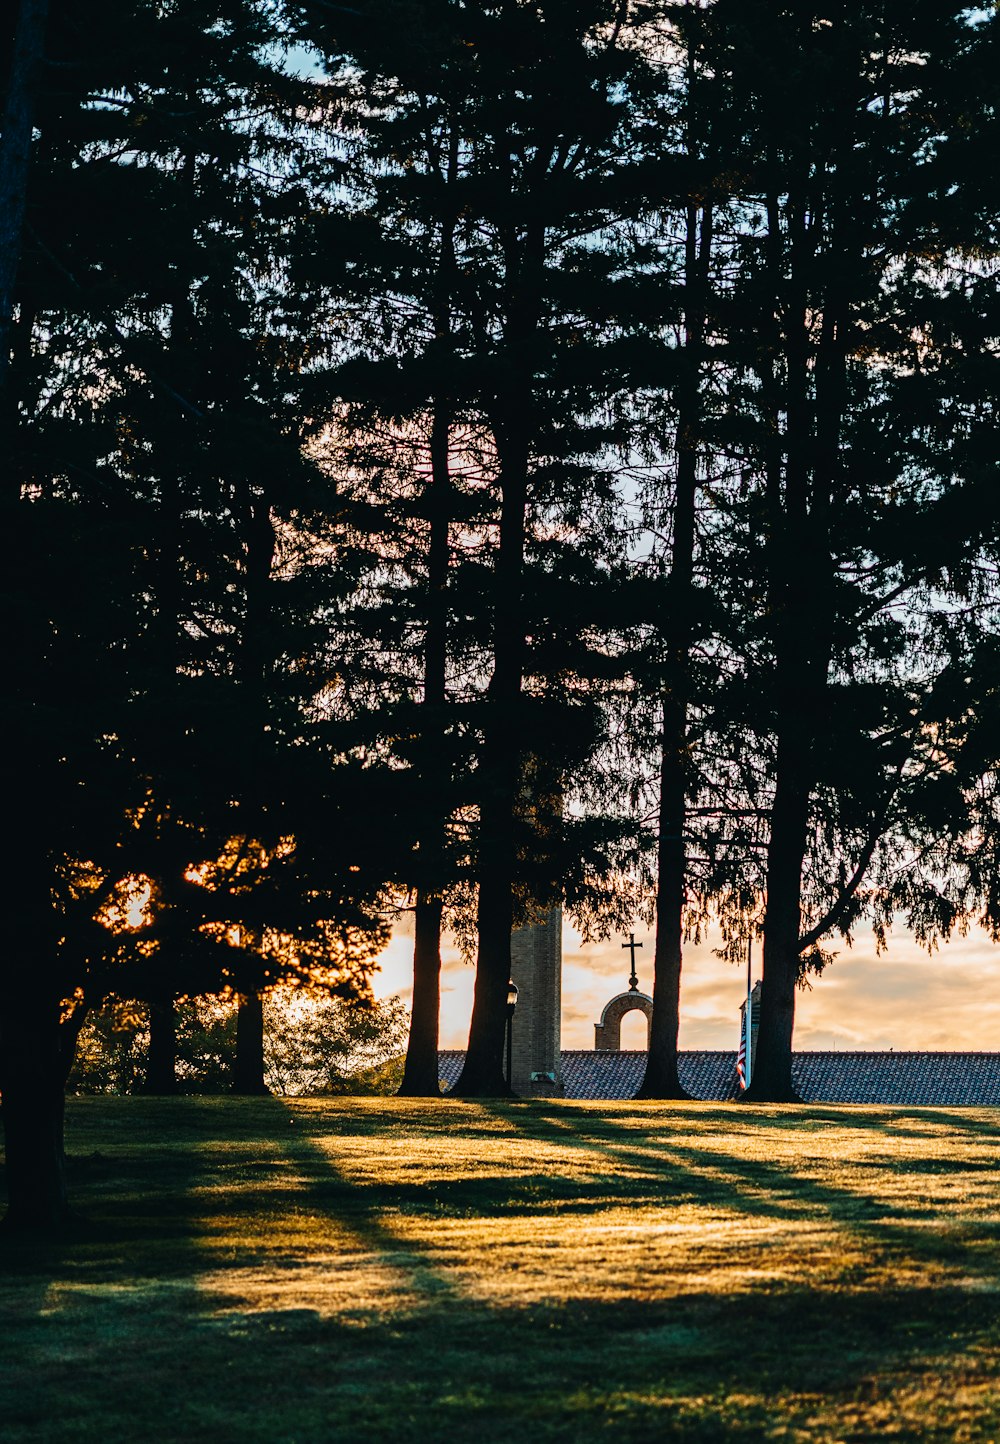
[4,1098,1000,1440]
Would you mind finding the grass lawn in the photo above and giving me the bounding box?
[4,1099,1000,1441]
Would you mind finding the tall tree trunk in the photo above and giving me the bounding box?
[399,896,444,1095]
[638,196,713,1100]
[454,821,517,1097]
[398,411,449,1095]
[452,447,527,1097]
[454,175,542,1099]
[0,0,48,405]
[747,750,809,1102]
[231,497,276,1095]
[0,3,66,1232]
[0,841,71,1230]
[637,709,688,1097]
[400,130,458,1097]
[145,991,177,1094]
[0,1014,69,1231]
[234,991,268,1095]
[144,147,198,1060]
[743,166,805,1102]
[747,118,848,1100]
[0,671,74,1231]
[744,163,829,1102]
[398,404,449,1095]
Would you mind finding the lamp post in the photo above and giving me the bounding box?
[505,980,518,1090]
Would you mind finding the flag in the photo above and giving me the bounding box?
[739,939,754,1091]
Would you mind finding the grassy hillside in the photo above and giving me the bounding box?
[3,1098,1000,1441]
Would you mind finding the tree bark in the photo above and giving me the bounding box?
[0,822,72,1229]
[453,795,517,1096]
[231,496,276,1096]
[397,435,448,1093]
[452,450,527,1097]
[0,1056,69,1231]
[399,129,458,1097]
[0,987,71,1231]
[453,182,542,1097]
[0,4,68,1234]
[742,49,854,1094]
[743,151,838,1101]
[638,195,713,1100]
[397,443,448,1093]
[399,896,444,1095]
[743,730,810,1102]
[145,992,177,1094]
[636,705,689,1097]
[742,163,809,1102]
[234,991,269,1095]
[0,0,48,403]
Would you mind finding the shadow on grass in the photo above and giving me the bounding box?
[4,1098,1000,1444]
[269,1095,463,1309]
[473,1100,1000,1268]
[0,1097,221,1289]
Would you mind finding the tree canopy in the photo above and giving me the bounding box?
[2,0,999,1225]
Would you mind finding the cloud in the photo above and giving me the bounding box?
[371,916,1000,1053]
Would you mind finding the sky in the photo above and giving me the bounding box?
[273,30,1000,1058]
[373,915,1000,1053]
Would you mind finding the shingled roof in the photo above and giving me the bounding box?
[438,1049,1000,1105]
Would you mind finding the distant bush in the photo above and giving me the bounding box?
[263,991,409,1096]
[68,990,409,1096]
[67,997,234,1095]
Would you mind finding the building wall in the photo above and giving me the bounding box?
[509,906,564,1096]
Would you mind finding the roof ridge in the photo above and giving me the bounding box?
[439,1048,1000,1058]
[436,1048,1000,1103]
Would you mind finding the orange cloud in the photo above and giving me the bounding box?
[373,916,1000,1053]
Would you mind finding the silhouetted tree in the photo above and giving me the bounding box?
[703,0,999,1100]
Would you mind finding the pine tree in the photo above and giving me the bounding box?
[700,0,999,1100]
[0,0,393,1224]
[633,1,724,1099]
[288,0,659,1098]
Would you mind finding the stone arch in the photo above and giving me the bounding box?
[594,992,654,1050]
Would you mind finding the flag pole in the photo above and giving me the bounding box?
[745,932,753,1089]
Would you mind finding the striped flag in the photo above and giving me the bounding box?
[738,937,753,1090]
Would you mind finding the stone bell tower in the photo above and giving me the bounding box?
[509,907,564,1096]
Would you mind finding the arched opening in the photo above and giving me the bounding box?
[619,1009,649,1051]
[594,991,654,1050]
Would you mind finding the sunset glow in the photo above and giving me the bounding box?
[374,919,1000,1054]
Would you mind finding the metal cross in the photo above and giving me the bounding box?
[622,932,642,992]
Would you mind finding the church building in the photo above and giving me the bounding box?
[439,914,1000,1105]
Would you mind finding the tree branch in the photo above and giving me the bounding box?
[797,825,884,952]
